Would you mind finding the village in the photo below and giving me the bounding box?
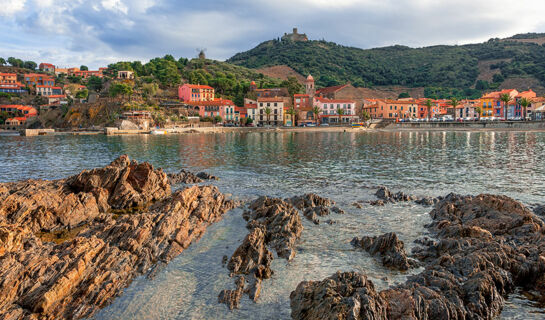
[2,59,545,133]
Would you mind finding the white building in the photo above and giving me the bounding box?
[257,98,284,126]
[315,98,359,124]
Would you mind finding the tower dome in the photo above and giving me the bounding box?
[306,74,314,81]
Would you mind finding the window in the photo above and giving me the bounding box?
[267,103,270,107]
[260,103,263,107]
[274,103,277,107]
[274,109,278,114]
[274,115,277,121]
[389,113,392,117]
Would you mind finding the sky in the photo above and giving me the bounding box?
[1,0,545,69]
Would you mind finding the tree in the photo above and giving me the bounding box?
[142,83,159,99]
[449,97,460,120]
[286,106,297,126]
[519,97,532,120]
[475,80,489,90]
[214,115,222,123]
[80,65,88,71]
[8,57,23,68]
[109,82,133,101]
[312,106,321,125]
[499,93,512,120]
[87,76,103,92]
[32,95,49,106]
[362,109,371,121]
[425,99,434,120]
[281,76,303,97]
[264,107,272,126]
[398,92,410,99]
[0,58,5,66]
[492,73,505,83]
[75,89,89,100]
[23,61,37,70]
[475,106,482,121]
[337,107,345,125]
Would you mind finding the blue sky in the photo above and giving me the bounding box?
[1,0,545,69]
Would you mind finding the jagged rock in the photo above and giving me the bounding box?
[167,169,203,184]
[286,193,334,210]
[352,232,417,271]
[196,172,219,181]
[533,204,545,217]
[375,186,437,206]
[331,206,345,214]
[368,200,385,206]
[292,194,545,320]
[414,196,438,206]
[0,157,235,320]
[290,272,388,320]
[221,196,303,308]
[218,276,245,310]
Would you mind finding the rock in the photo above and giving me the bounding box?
[533,204,545,217]
[167,169,203,184]
[290,272,388,320]
[221,196,303,308]
[375,186,437,206]
[331,206,345,214]
[285,193,334,210]
[414,196,437,206]
[0,156,235,320]
[368,200,385,206]
[352,232,417,271]
[196,172,219,181]
[375,186,391,200]
[292,194,545,320]
[0,155,170,233]
[222,255,228,267]
[352,202,363,209]
[218,276,245,310]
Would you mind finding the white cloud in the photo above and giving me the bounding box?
[0,0,26,16]
[101,0,128,14]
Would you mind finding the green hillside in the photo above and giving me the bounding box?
[227,33,545,90]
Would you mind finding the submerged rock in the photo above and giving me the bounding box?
[352,232,418,271]
[196,171,219,181]
[285,193,339,224]
[0,156,235,320]
[218,276,245,310]
[291,193,545,320]
[374,186,438,207]
[167,169,203,184]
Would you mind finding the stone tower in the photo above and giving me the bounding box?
[305,74,315,98]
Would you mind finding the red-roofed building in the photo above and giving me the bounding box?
[315,97,358,124]
[4,117,28,127]
[184,98,234,119]
[36,85,62,96]
[39,63,56,73]
[244,101,258,121]
[24,73,55,86]
[73,70,104,79]
[480,89,519,119]
[257,97,284,126]
[0,73,26,93]
[178,84,215,102]
[47,95,67,105]
[0,105,38,118]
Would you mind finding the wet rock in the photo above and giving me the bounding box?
[325,220,337,225]
[375,186,438,206]
[218,276,245,310]
[352,202,364,209]
[0,156,235,320]
[533,204,545,218]
[196,171,219,180]
[292,193,545,320]
[368,200,385,206]
[167,169,203,184]
[414,196,438,206]
[290,272,388,320]
[285,193,334,210]
[352,232,417,271]
[221,196,303,308]
[331,206,345,214]
[222,255,228,267]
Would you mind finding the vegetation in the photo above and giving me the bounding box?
[227,33,545,90]
[519,97,532,119]
[499,93,512,120]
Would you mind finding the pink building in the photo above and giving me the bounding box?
[185,99,235,119]
[315,97,359,124]
[178,84,215,102]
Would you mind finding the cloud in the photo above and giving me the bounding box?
[1,0,545,68]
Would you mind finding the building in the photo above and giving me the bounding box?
[513,90,537,119]
[178,84,215,102]
[293,93,315,125]
[47,95,67,106]
[0,105,38,118]
[117,71,135,80]
[0,73,25,94]
[36,85,62,96]
[362,99,418,120]
[39,63,55,73]
[234,105,248,123]
[24,73,55,86]
[55,68,69,76]
[251,86,289,98]
[315,97,358,124]
[245,101,258,121]
[73,70,104,79]
[184,99,233,119]
[281,28,308,42]
[480,89,519,119]
[4,117,27,127]
[257,97,284,126]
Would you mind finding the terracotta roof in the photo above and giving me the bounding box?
[185,99,234,106]
[306,74,314,81]
[182,84,214,90]
[6,117,27,122]
[0,73,16,77]
[316,97,355,104]
[316,84,349,95]
[48,95,66,98]
[257,97,284,102]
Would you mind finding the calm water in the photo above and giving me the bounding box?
[0,131,543,319]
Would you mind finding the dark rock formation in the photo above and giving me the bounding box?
[196,171,219,181]
[167,169,203,184]
[533,204,545,218]
[291,194,545,319]
[352,232,418,271]
[0,156,235,320]
[373,186,439,207]
[220,196,303,308]
[290,272,388,320]
[285,193,337,224]
[218,276,245,310]
[352,202,364,209]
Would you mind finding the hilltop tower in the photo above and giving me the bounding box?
[305,74,315,98]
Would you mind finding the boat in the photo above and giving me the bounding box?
[351,122,365,128]
[150,130,167,135]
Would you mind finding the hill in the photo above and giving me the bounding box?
[227,33,545,94]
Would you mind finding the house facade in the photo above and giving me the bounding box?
[178,84,215,102]
[36,85,62,96]
[24,73,55,86]
[480,89,519,119]
[0,105,38,118]
[39,63,55,73]
[316,98,358,123]
[0,73,25,93]
[257,98,284,126]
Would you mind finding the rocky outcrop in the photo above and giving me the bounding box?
[220,196,302,309]
[371,186,439,207]
[286,193,340,224]
[167,169,219,185]
[290,272,388,320]
[351,232,417,271]
[0,156,235,320]
[291,194,545,319]
[0,155,170,233]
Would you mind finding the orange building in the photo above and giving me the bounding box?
[363,99,419,120]
[24,73,55,86]
[0,73,17,84]
[0,105,38,118]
